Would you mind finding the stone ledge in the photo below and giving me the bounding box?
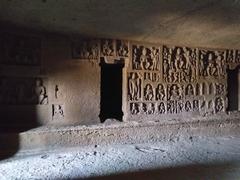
[0,118,240,156]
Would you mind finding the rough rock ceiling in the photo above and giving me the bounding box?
[0,0,239,49]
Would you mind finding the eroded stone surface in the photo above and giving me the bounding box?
[1,136,240,179]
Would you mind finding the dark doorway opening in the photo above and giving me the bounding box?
[227,67,239,111]
[99,59,124,122]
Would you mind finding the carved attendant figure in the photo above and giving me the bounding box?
[118,41,128,57]
[215,51,225,77]
[144,84,154,101]
[102,40,113,56]
[150,47,159,70]
[133,48,139,69]
[169,84,181,100]
[147,103,155,114]
[90,42,98,59]
[175,48,185,71]
[186,84,194,96]
[140,47,150,70]
[34,78,48,105]
[131,103,139,115]
[158,102,166,114]
[129,73,141,101]
[215,97,224,113]
[199,54,205,76]
[156,84,165,101]
[206,53,217,76]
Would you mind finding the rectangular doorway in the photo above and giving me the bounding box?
[227,67,239,111]
[99,60,124,122]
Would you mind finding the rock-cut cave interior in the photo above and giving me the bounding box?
[0,0,240,179]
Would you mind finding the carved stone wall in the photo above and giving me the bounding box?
[71,37,240,121]
[1,29,240,129]
[126,44,239,121]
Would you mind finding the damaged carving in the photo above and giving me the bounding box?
[72,39,99,59]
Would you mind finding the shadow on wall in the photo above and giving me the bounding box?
[0,27,45,160]
[84,162,240,180]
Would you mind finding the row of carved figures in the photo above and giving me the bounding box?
[130,97,225,116]
[72,39,129,59]
[1,34,239,71]
[0,78,48,105]
[128,72,226,101]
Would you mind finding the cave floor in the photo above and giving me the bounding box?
[1,136,240,180]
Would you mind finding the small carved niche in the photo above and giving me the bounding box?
[198,49,226,78]
[162,46,197,83]
[72,39,99,60]
[101,39,115,57]
[116,40,129,57]
[132,45,160,71]
[52,104,64,120]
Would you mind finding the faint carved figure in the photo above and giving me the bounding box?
[168,84,181,100]
[193,100,199,111]
[140,47,150,70]
[144,84,154,101]
[144,72,160,82]
[52,104,64,120]
[199,53,206,76]
[178,101,184,113]
[117,40,128,57]
[147,103,155,114]
[175,48,185,71]
[150,47,160,70]
[215,51,225,76]
[129,72,141,101]
[226,50,235,63]
[184,48,197,81]
[215,97,224,113]
[206,53,217,76]
[163,46,197,83]
[208,83,214,94]
[0,77,49,105]
[89,41,99,59]
[185,84,194,96]
[34,78,48,105]
[207,100,214,115]
[226,50,240,64]
[236,50,240,63]
[102,40,114,56]
[199,50,226,78]
[167,100,178,114]
[156,84,165,101]
[132,47,139,69]
[130,103,139,115]
[196,83,200,95]
[185,101,192,112]
[158,102,166,114]
[72,40,99,59]
[215,83,225,95]
[141,103,147,114]
[163,59,169,81]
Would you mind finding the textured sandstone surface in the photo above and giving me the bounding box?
[1,136,240,179]
[0,0,239,49]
